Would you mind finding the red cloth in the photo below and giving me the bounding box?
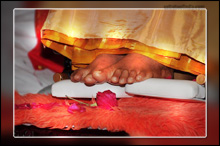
[28,10,64,73]
[15,92,205,136]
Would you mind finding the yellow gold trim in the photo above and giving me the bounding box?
[42,30,181,58]
[41,30,205,75]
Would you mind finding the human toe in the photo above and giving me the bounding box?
[119,70,129,84]
[92,70,107,83]
[127,70,137,84]
[70,69,83,82]
[136,71,153,81]
[84,74,97,86]
[111,69,122,83]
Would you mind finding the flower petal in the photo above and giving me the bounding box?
[96,90,118,110]
[67,103,86,114]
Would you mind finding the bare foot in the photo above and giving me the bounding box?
[92,53,173,85]
[70,54,123,86]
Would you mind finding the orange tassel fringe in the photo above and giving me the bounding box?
[14,91,205,136]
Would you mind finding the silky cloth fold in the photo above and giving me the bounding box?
[42,9,205,64]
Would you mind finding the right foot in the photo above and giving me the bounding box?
[70,54,123,86]
[92,53,173,85]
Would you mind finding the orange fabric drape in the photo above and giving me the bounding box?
[41,9,205,75]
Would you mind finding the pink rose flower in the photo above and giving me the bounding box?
[67,103,86,114]
[96,90,118,110]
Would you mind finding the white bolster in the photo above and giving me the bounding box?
[51,79,131,98]
[125,78,206,100]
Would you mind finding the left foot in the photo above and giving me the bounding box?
[70,54,123,86]
[92,53,173,85]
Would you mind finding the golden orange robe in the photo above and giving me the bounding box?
[41,9,205,75]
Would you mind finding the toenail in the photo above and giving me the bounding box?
[128,77,134,83]
[119,79,125,84]
[136,75,142,81]
[85,77,92,82]
[94,71,102,77]
[74,75,80,80]
[112,77,118,82]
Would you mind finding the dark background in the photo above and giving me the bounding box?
[1,1,219,145]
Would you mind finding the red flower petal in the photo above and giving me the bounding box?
[67,103,86,114]
[96,90,118,110]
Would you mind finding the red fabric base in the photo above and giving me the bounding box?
[15,92,205,136]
